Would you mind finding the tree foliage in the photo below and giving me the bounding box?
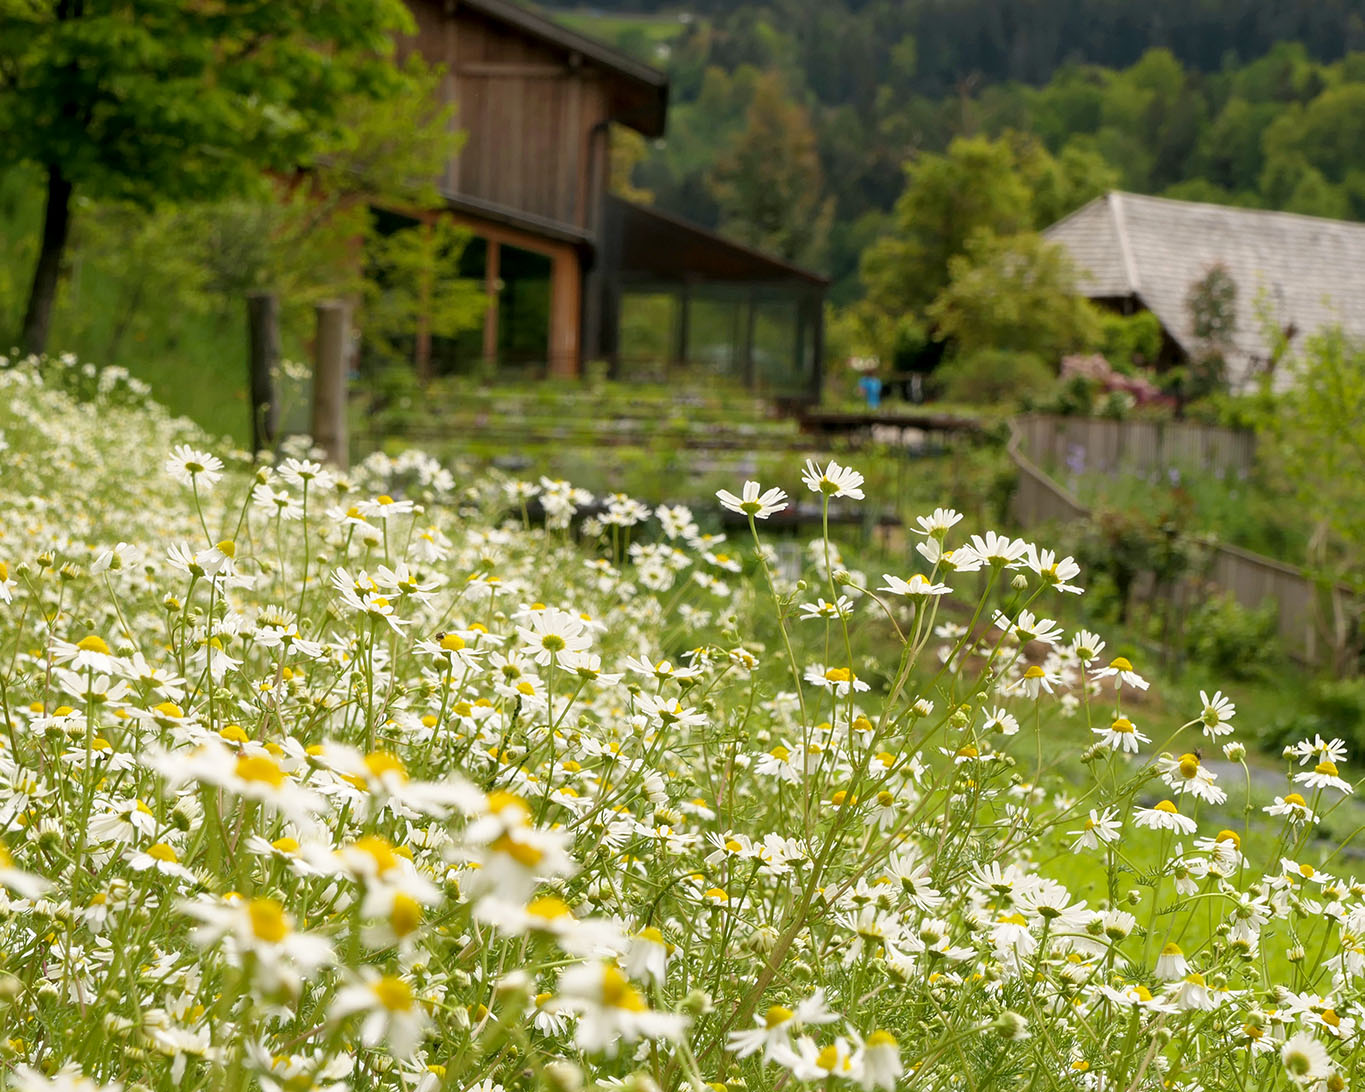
[704,73,833,266]
[0,0,416,352]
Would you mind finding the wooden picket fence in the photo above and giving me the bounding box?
[1006,419,1353,668]
[1011,414,1255,479]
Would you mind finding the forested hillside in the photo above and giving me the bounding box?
[550,2,1365,300]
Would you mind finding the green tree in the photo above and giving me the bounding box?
[0,0,414,354]
[860,135,1033,319]
[705,72,833,266]
[925,230,1099,362]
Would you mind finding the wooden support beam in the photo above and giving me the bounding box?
[482,239,501,368]
[548,249,581,378]
[313,301,350,468]
[247,292,280,456]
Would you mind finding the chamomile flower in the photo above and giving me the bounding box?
[879,573,951,597]
[715,480,788,519]
[1134,800,1197,834]
[1295,760,1353,794]
[1198,690,1236,736]
[801,459,865,500]
[165,445,224,489]
[550,961,686,1054]
[1091,655,1149,690]
[332,970,430,1057]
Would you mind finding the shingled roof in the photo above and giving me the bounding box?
[1044,191,1365,389]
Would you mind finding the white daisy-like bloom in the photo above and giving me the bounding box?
[964,530,1029,567]
[1290,734,1349,766]
[1294,760,1353,795]
[994,609,1064,646]
[915,536,983,574]
[855,1030,903,1091]
[1090,655,1149,690]
[982,707,1020,736]
[148,740,326,827]
[715,480,789,519]
[727,988,838,1059]
[624,926,674,984]
[1154,941,1190,980]
[550,961,686,1055]
[0,842,51,899]
[801,458,865,500]
[1198,690,1236,736]
[515,605,591,665]
[1264,792,1318,824]
[126,842,198,885]
[1070,629,1106,663]
[912,507,962,537]
[1009,664,1061,697]
[1133,799,1197,834]
[1093,715,1150,753]
[1022,545,1083,594]
[879,573,951,597]
[164,444,224,489]
[332,969,430,1057]
[1067,807,1121,852]
[11,1065,123,1092]
[1158,752,1228,804]
[179,894,332,980]
[1168,972,1219,1011]
[1280,1030,1334,1084]
[798,596,856,620]
[804,663,871,695]
[356,493,415,520]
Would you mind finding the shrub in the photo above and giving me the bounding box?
[1181,592,1279,679]
[937,347,1053,405]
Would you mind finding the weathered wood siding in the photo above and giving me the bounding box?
[405,1,612,230]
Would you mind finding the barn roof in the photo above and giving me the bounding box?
[455,0,668,136]
[1044,191,1365,389]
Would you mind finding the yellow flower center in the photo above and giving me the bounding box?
[439,633,465,651]
[1216,830,1241,848]
[1111,717,1134,733]
[815,1045,842,1071]
[1154,800,1179,814]
[147,843,178,863]
[77,635,111,655]
[526,896,573,921]
[372,975,414,1012]
[1315,760,1340,777]
[1023,665,1046,679]
[824,667,852,683]
[351,835,399,874]
[765,1005,794,1028]
[1177,753,1200,779]
[1283,792,1308,807]
[271,837,300,853]
[153,701,184,719]
[390,893,423,937]
[600,965,647,1012]
[491,834,543,869]
[1109,656,1133,671]
[364,751,408,782]
[247,898,290,943]
[235,753,285,788]
[215,540,236,558]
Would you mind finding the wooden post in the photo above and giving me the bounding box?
[482,239,501,370]
[547,247,581,378]
[247,293,280,456]
[313,301,350,468]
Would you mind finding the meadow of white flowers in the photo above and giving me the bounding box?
[0,356,1360,1092]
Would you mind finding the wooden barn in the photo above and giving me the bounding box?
[1045,191,1365,392]
[396,0,827,400]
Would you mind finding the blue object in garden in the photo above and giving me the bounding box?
[858,375,883,409]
